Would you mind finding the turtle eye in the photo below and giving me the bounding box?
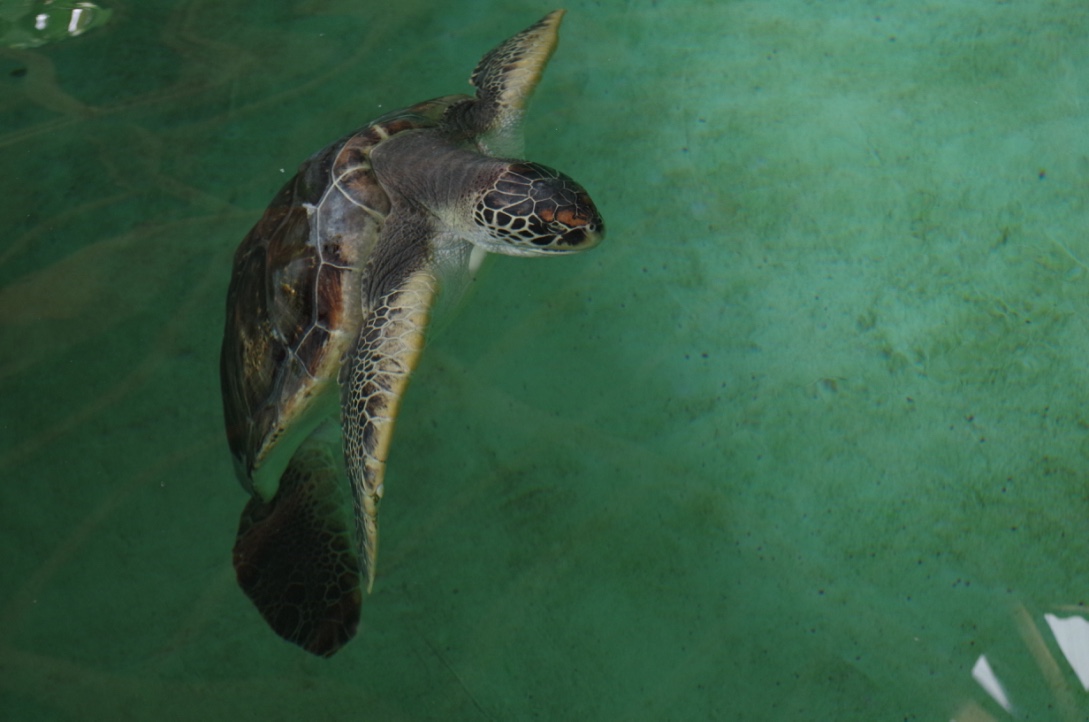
[473,162,604,254]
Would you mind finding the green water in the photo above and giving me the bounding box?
[2,0,1088,719]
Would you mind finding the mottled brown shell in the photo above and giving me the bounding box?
[220,96,466,500]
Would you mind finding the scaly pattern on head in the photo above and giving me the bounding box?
[473,161,603,254]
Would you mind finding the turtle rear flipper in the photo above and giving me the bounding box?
[233,431,361,657]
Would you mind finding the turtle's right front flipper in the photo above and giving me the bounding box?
[340,213,438,593]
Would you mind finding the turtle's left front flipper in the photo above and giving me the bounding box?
[340,213,438,593]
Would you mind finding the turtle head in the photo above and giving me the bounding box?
[468,161,603,256]
[369,131,602,256]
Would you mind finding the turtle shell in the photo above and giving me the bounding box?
[221,95,466,501]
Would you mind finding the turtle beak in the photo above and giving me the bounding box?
[544,191,604,252]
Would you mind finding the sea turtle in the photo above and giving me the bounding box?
[220,10,603,656]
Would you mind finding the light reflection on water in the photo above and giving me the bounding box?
[0,0,112,50]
